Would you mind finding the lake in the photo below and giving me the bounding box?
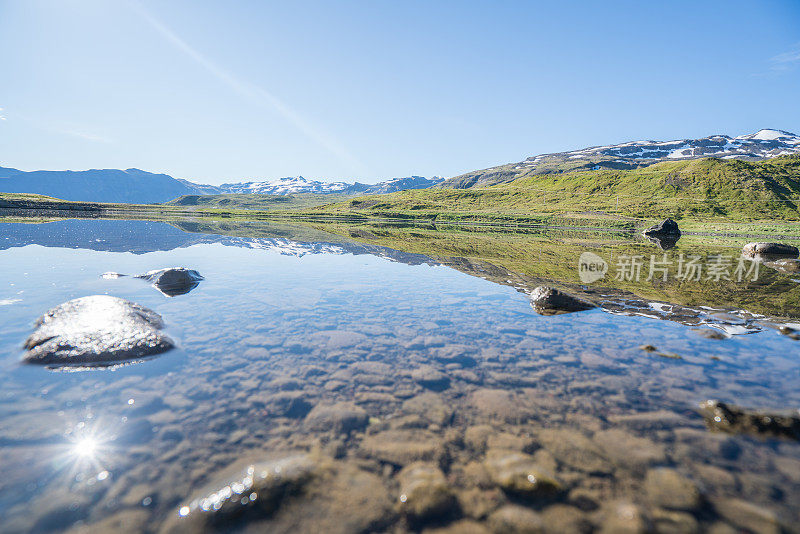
[1,218,799,533]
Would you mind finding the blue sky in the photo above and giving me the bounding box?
[1,0,799,185]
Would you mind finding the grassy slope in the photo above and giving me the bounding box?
[301,221,800,318]
[166,193,355,211]
[308,156,800,222]
[5,156,800,229]
[0,192,64,201]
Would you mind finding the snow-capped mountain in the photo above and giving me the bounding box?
[219,176,354,195]
[359,176,444,194]
[539,128,800,164]
[218,175,443,195]
[442,129,800,189]
[0,166,442,203]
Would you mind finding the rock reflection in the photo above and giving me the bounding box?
[2,220,800,532]
[645,233,680,250]
[700,400,800,441]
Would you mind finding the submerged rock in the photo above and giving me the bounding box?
[699,400,800,441]
[411,365,451,391]
[23,295,174,366]
[487,505,544,534]
[644,468,701,511]
[171,458,394,533]
[530,286,596,316]
[304,402,369,434]
[741,242,799,259]
[397,462,456,522]
[692,328,726,340]
[360,429,443,466]
[484,449,561,498]
[598,501,649,534]
[177,454,316,520]
[712,497,783,534]
[135,267,204,297]
[538,428,613,474]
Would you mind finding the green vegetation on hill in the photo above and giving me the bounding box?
[440,154,637,188]
[167,193,355,211]
[5,156,800,229]
[296,221,800,319]
[309,155,800,221]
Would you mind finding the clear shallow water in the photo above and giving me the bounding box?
[0,219,799,533]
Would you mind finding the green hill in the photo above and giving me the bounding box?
[310,155,800,221]
[166,193,355,211]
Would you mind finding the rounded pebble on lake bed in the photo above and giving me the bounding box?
[484,449,561,498]
[397,462,457,522]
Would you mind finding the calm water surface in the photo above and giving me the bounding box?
[0,219,799,533]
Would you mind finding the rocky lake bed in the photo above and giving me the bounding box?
[1,219,799,533]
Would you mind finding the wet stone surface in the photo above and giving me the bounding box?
[1,220,800,533]
[22,295,174,367]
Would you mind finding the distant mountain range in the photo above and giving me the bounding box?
[0,167,213,204]
[1,129,797,202]
[219,175,442,195]
[441,128,800,188]
[0,167,443,204]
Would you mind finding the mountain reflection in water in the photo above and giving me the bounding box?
[0,218,798,533]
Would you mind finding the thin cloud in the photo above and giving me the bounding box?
[64,130,112,143]
[770,44,800,72]
[130,1,367,176]
[0,107,6,121]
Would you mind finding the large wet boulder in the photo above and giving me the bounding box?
[699,400,800,441]
[643,218,681,237]
[177,454,317,520]
[135,267,204,297]
[171,456,395,533]
[741,243,799,259]
[23,295,174,366]
[530,286,596,316]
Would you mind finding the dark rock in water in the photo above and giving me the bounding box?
[23,295,174,366]
[691,328,726,340]
[779,326,800,340]
[645,233,680,250]
[741,242,799,259]
[643,218,681,237]
[135,267,204,297]
[699,400,800,441]
[530,286,596,316]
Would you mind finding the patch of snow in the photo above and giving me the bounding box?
[667,146,691,158]
[751,129,791,141]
